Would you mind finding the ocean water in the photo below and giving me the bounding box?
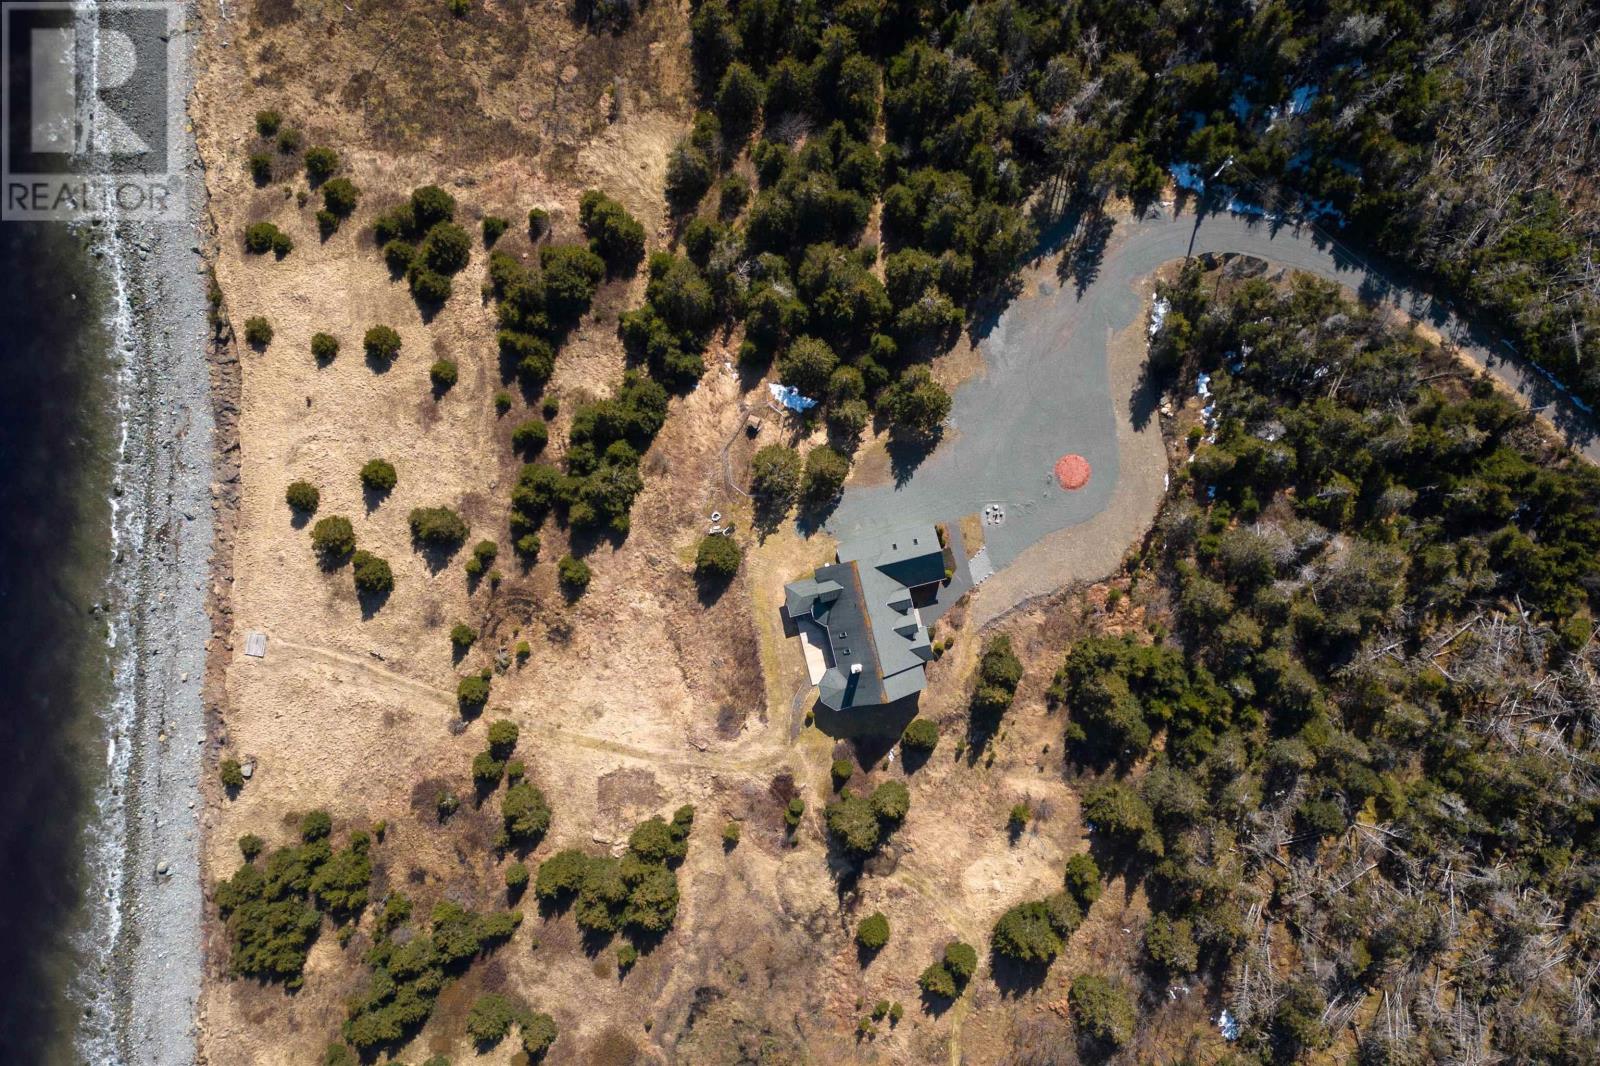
[0,221,118,1063]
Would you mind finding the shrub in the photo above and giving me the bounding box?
[382,239,416,274]
[1068,974,1136,1049]
[243,316,273,347]
[457,673,490,709]
[578,189,646,273]
[944,941,978,982]
[505,861,530,892]
[359,458,397,492]
[408,506,469,547]
[973,634,1023,715]
[436,790,460,819]
[628,816,688,864]
[992,900,1068,964]
[515,533,541,559]
[472,751,506,789]
[919,959,957,998]
[248,152,272,184]
[1082,782,1161,857]
[482,215,509,245]
[494,390,512,414]
[1064,853,1102,910]
[695,534,742,579]
[558,554,591,593]
[527,207,549,239]
[254,109,281,136]
[310,515,356,562]
[880,367,951,439]
[522,1012,557,1056]
[363,325,401,362]
[465,993,519,1047]
[750,444,802,504]
[502,781,551,845]
[777,336,838,397]
[351,551,394,594]
[301,809,333,840]
[535,848,590,900]
[238,834,265,860]
[285,480,320,514]
[719,173,750,218]
[784,796,805,829]
[466,539,498,575]
[321,177,359,217]
[450,622,477,649]
[831,758,853,787]
[856,912,889,951]
[722,820,740,847]
[430,359,457,388]
[617,941,638,970]
[487,718,519,756]
[539,243,606,323]
[310,332,339,363]
[511,418,549,454]
[901,718,938,751]
[715,61,763,132]
[801,445,850,504]
[1143,912,1199,975]
[1009,803,1031,831]
[420,221,472,274]
[276,128,301,153]
[220,758,245,790]
[666,140,713,213]
[870,780,909,822]
[410,267,451,305]
[323,1044,355,1066]
[303,146,340,183]
[246,221,293,257]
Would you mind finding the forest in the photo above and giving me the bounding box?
[676,0,1600,424]
[1061,264,1600,1063]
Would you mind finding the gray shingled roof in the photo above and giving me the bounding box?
[785,524,947,711]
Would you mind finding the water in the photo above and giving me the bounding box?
[0,221,119,1063]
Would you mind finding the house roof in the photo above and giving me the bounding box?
[785,524,946,711]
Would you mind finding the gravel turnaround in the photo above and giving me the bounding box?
[97,3,212,1063]
[828,202,1600,625]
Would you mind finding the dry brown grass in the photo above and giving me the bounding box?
[189,2,1182,1063]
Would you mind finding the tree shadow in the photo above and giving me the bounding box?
[795,494,842,537]
[365,352,395,375]
[362,485,391,514]
[410,537,464,576]
[695,569,735,606]
[357,586,391,620]
[964,705,1004,765]
[918,988,958,1017]
[289,510,312,530]
[988,948,1052,997]
[886,432,941,487]
[1059,208,1116,299]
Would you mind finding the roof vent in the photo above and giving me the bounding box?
[850,663,863,675]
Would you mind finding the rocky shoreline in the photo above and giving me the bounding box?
[98,2,215,1062]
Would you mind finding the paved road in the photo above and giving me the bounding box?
[826,204,1600,578]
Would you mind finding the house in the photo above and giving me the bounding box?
[784,525,949,711]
